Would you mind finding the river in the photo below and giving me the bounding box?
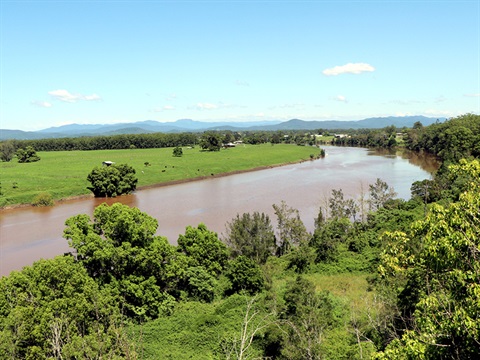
[0,146,438,277]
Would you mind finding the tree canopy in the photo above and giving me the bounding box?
[86,163,138,197]
[377,159,480,359]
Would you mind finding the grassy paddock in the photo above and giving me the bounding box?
[0,144,319,207]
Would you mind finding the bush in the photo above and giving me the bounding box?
[173,146,183,157]
[32,192,54,206]
[16,146,40,163]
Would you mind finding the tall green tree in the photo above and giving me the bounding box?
[224,212,276,264]
[272,201,310,255]
[64,203,177,321]
[329,188,359,220]
[199,132,222,151]
[86,163,138,197]
[177,223,230,276]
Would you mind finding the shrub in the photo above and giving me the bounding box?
[32,192,54,206]
[173,146,183,157]
[16,146,40,163]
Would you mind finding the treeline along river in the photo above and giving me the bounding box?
[0,146,439,277]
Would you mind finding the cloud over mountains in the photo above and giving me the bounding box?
[48,89,101,103]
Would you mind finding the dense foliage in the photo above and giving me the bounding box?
[403,113,480,162]
[1,113,479,359]
[376,159,480,359]
[4,132,198,152]
[0,141,15,162]
[87,163,138,197]
[332,126,398,148]
[16,146,40,163]
[1,129,330,154]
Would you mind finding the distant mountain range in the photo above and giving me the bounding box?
[0,116,444,141]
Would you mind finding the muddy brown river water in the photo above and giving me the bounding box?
[0,146,439,277]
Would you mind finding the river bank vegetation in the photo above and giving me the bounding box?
[1,114,479,359]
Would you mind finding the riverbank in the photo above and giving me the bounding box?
[1,158,316,210]
[0,144,321,209]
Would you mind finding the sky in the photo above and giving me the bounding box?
[1,0,479,131]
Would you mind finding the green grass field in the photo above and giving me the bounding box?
[0,144,320,207]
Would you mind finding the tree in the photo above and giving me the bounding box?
[199,132,222,151]
[224,212,276,264]
[225,256,264,295]
[16,146,40,163]
[64,203,177,321]
[222,131,235,145]
[86,163,138,197]
[183,266,217,302]
[376,160,480,359]
[0,256,136,359]
[310,217,350,262]
[412,121,423,130]
[172,146,183,157]
[177,223,230,276]
[280,276,340,360]
[272,201,310,255]
[368,178,397,212]
[0,141,15,162]
[329,188,359,220]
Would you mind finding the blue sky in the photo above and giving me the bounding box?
[1,0,479,131]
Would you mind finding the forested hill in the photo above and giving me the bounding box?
[0,115,443,140]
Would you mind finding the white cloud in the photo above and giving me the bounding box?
[49,89,78,102]
[335,95,347,102]
[389,99,424,106]
[196,102,218,110]
[322,63,375,76]
[464,93,480,97]
[48,89,102,103]
[235,80,250,86]
[31,100,52,108]
[269,103,305,110]
[163,105,175,110]
[84,93,101,101]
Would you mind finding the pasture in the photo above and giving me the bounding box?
[0,144,319,207]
